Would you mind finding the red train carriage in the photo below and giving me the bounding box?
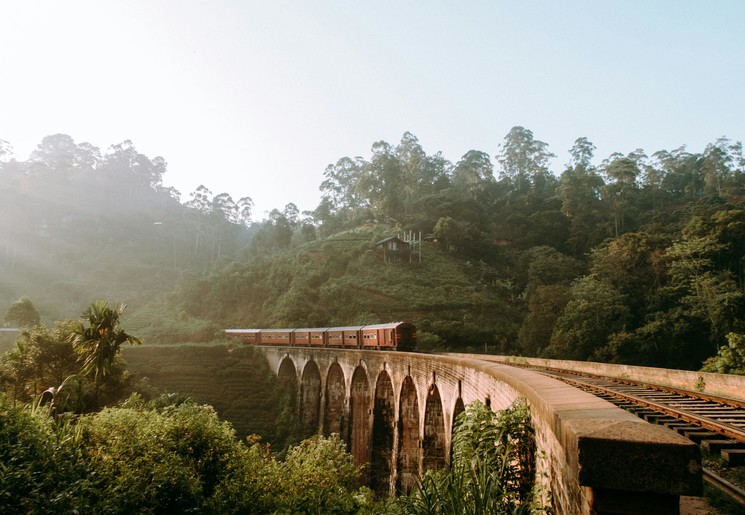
[224,328,260,344]
[259,329,293,345]
[326,326,361,348]
[224,322,416,351]
[360,322,416,350]
[293,328,328,346]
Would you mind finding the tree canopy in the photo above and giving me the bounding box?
[2,129,745,371]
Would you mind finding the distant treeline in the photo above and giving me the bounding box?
[2,129,744,371]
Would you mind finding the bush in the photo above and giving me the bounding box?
[701,332,745,375]
[395,398,547,514]
[0,397,375,514]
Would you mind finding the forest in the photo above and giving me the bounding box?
[2,129,745,372]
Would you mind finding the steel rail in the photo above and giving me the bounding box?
[703,469,745,507]
[551,373,745,444]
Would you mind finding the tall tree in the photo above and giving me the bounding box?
[395,132,427,216]
[567,137,596,171]
[319,156,368,226]
[186,185,213,213]
[211,192,239,224]
[452,150,495,200]
[71,301,141,407]
[4,297,41,328]
[701,137,733,195]
[600,154,642,236]
[29,134,79,171]
[652,146,704,199]
[545,275,630,360]
[560,138,602,214]
[362,140,404,222]
[237,196,254,226]
[104,140,165,190]
[496,126,555,194]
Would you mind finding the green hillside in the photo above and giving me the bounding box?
[133,225,519,352]
[3,130,745,372]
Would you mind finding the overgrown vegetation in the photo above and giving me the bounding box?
[1,383,544,514]
[0,302,140,413]
[121,344,311,450]
[2,130,745,371]
[701,332,745,375]
[0,302,308,450]
[0,397,375,514]
[394,399,547,514]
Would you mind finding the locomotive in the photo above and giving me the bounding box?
[224,321,416,351]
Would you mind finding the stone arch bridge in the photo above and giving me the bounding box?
[257,346,701,515]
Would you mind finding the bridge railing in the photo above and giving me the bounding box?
[485,354,745,400]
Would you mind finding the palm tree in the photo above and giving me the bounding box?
[71,301,141,408]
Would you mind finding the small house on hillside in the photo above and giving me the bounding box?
[375,236,409,263]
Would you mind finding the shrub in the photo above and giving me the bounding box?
[395,398,546,514]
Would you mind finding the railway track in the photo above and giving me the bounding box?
[540,370,745,446]
[494,360,745,507]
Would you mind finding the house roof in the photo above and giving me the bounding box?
[374,236,407,246]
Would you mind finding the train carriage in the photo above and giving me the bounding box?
[259,329,293,345]
[293,328,328,346]
[360,324,385,349]
[326,326,361,348]
[361,322,417,350]
[224,328,261,344]
[224,322,416,351]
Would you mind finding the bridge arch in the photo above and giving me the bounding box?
[300,360,322,429]
[396,375,420,495]
[371,369,395,496]
[277,356,298,414]
[423,382,446,472]
[349,365,371,482]
[324,362,346,437]
[277,356,297,385]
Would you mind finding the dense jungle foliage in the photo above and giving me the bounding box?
[1,390,541,514]
[2,129,745,371]
[0,397,377,514]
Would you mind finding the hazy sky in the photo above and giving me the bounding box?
[1,1,743,218]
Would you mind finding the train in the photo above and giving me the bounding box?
[224,322,416,351]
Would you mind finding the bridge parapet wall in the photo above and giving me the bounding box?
[484,355,745,400]
[258,347,701,515]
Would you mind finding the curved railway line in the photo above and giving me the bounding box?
[491,359,745,507]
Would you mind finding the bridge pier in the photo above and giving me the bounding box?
[258,347,702,514]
